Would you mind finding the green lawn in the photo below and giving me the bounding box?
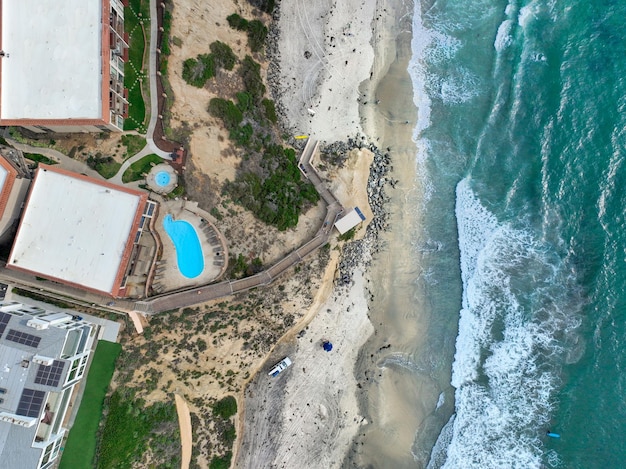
[59,341,122,469]
[124,1,149,131]
[122,154,163,183]
[121,134,147,158]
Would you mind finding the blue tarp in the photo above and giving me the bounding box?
[323,341,333,352]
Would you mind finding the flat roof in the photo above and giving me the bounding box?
[334,207,366,235]
[0,0,103,120]
[8,166,146,295]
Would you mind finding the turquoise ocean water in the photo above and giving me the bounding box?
[408,0,626,467]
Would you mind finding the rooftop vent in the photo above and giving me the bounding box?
[27,318,49,330]
[32,356,54,366]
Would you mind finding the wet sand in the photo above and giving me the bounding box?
[345,1,445,466]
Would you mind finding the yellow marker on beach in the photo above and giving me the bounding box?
[294,135,308,140]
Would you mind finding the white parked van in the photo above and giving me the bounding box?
[268,357,292,377]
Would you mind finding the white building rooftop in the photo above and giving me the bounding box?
[334,207,366,235]
[0,0,103,120]
[8,166,147,295]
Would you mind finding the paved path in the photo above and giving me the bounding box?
[145,0,171,159]
[5,139,103,179]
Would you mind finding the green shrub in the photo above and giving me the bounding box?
[227,13,248,30]
[24,153,58,167]
[86,154,121,179]
[227,14,268,52]
[182,54,215,88]
[208,98,243,129]
[236,92,253,113]
[168,183,185,199]
[161,11,172,56]
[246,20,268,52]
[229,123,254,147]
[210,41,237,70]
[239,56,266,101]
[96,389,179,469]
[248,0,275,14]
[338,227,356,241]
[223,422,236,445]
[213,396,237,419]
[209,452,232,469]
[261,98,277,123]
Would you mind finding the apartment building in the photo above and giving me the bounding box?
[0,301,96,468]
[0,0,129,133]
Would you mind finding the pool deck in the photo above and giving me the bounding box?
[151,199,227,293]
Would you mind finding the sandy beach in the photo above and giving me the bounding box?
[236,0,425,467]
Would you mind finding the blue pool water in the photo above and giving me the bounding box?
[162,214,204,278]
[155,171,171,187]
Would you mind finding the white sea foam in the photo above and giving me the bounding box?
[435,178,582,468]
[435,391,445,410]
[427,414,455,469]
[494,19,514,51]
[518,3,537,28]
[439,67,481,104]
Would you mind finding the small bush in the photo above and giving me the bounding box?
[239,56,266,102]
[246,20,268,52]
[338,227,356,241]
[24,153,58,167]
[227,14,248,31]
[261,99,277,123]
[209,452,232,469]
[227,14,268,52]
[248,0,275,14]
[86,154,121,179]
[208,98,243,129]
[182,54,215,88]
[210,41,237,70]
[236,92,253,113]
[229,123,254,147]
[213,396,237,419]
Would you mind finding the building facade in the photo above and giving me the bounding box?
[0,302,96,468]
[0,0,129,133]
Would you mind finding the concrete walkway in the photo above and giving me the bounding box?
[6,139,103,179]
[109,143,155,184]
[145,0,171,159]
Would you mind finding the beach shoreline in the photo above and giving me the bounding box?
[236,0,425,467]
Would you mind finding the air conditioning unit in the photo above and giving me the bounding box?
[27,319,49,330]
[32,356,54,366]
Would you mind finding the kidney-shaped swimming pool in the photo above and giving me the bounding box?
[163,214,204,278]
